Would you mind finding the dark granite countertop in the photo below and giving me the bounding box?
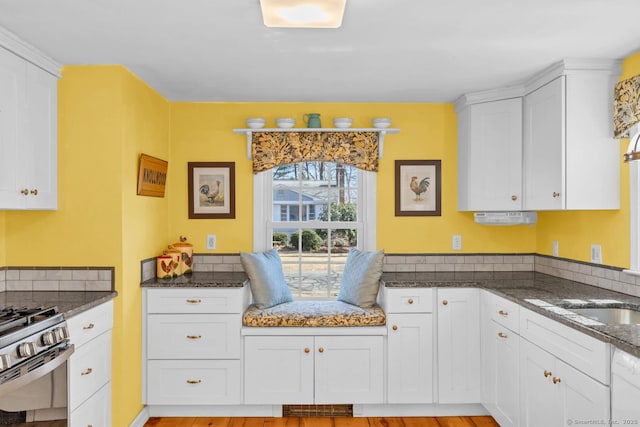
[141,272,247,288]
[382,271,640,358]
[0,291,117,319]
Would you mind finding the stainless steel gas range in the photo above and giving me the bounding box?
[0,305,73,426]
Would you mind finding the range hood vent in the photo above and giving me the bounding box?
[474,211,537,226]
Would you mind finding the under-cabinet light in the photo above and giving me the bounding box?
[260,0,347,28]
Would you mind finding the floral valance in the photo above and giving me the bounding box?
[614,74,640,138]
[251,131,379,173]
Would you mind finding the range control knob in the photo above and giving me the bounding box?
[54,326,69,342]
[0,354,11,370]
[41,330,57,346]
[17,342,36,358]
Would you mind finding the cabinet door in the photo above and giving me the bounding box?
[491,321,519,427]
[314,335,383,404]
[523,76,565,210]
[24,64,57,209]
[559,358,610,424]
[387,313,433,403]
[0,47,26,208]
[458,98,523,211]
[69,381,111,427]
[68,330,112,411]
[437,288,481,403]
[520,339,562,427]
[244,336,314,404]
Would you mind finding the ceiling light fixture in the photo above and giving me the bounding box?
[260,0,347,28]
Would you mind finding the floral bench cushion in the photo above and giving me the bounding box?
[242,300,386,327]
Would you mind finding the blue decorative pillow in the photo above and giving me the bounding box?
[240,249,294,309]
[337,248,384,308]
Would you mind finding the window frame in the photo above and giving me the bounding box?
[626,124,640,275]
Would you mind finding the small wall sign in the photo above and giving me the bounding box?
[137,153,168,197]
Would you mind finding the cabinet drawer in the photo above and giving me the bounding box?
[383,288,433,313]
[146,288,245,314]
[147,314,241,359]
[68,330,112,411]
[147,360,241,405]
[67,300,113,349]
[520,307,610,384]
[69,381,111,427]
[484,291,519,333]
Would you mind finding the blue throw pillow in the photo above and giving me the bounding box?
[240,249,294,309]
[337,248,384,308]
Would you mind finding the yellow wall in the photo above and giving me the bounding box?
[0,213,5,266]
[535,51,640,268]
[168,103,536,253]
[3,66,170,426]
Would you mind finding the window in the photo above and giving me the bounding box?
[254,161,376,298]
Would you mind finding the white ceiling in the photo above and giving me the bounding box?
[0,0,639,103]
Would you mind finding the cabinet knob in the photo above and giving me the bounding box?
[186,335,202,340]
[407,298,414,304]
[318,347,324,353]
[544,370,552,378]
[553,192,560,198]
[20,189,29,195]
[552,377,561,384]
[442,300,448,306]
[186,379,202,384]
[304,348,310,353]
[30,189,38,196]
[498,310,508,317]
[81,368,93,376]
[186,299,202,304]
[498,332,508,339]
[511,195,518,201]
[392,325,398,331]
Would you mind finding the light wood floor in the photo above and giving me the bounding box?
[144,416,500,427]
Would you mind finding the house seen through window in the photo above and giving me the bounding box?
[266,161,367,298]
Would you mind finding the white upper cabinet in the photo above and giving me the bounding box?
[0,35,60,210]
[458,97,523,211]
[456,59,621,212]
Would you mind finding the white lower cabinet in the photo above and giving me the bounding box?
[244,335,383,405]
[143,287,248,406]
[520,338,609,426]
[67,300,114,425]
[612,349,640,422]
[437,288,481,403]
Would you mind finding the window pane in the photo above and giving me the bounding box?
[329,229,357,253]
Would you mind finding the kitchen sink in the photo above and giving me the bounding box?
[568,307,640,325]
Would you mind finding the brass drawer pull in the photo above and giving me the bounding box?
[442,300,448,306]
[318,347,324,353]
[392,325,398,331]
[511,195,518,201]
[544,370,552,378]
[83,323,95,330]
[553,377,561,384]
[407,298,414,304]
[553,192,560,198]
[20,189,29,195]
[498,332,508,339]
[186,335,202,340]
[186,299,202,304]
[498,310,508,316]
[81,368,93,376]
[30,189,38,196]
[186,379,202,384]
[304,348,310,353]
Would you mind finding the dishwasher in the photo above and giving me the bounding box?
[612,348,640,422]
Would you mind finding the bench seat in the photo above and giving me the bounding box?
[242,300,386,327]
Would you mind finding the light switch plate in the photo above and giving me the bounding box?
[452,235,462,251]
[552,240,559,257]
[591,244,602,264]
[206,234,217,250]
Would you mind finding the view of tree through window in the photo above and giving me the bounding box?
[271,161,361,298]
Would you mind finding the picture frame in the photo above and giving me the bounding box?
[137,153,168,197]
[395,160,441,216]
[188,162,235,219]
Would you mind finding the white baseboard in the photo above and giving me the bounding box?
[129,406,150,427]
[146,404,282,417]
[353,403,490,417]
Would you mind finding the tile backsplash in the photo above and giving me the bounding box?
[0,267,113,292]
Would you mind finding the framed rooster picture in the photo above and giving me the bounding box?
[395,160,441,216]
[188,162,236,219]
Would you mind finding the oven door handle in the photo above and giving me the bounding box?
[0,343,75,398]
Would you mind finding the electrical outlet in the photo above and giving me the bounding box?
[591,244,602,264]
[206,234,217,250]
[552,240,559,257]
[452,235,462,251]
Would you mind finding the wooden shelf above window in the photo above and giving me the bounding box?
[233,128,400,159]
